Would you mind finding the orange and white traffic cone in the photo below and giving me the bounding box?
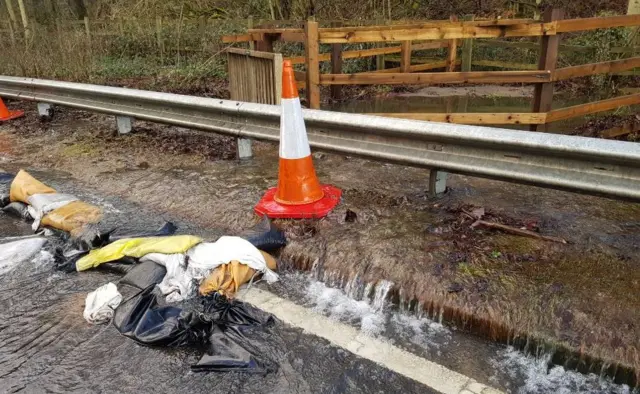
[0,98,24,122]
[255,60,341,218]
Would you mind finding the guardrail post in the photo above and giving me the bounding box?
[530,8,563,132]
[236,138,252,159]
[116,116,133,135]
[305,20,321,109]
[428,169,448,197]
[37,103,53,121]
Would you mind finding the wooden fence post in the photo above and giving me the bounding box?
[330,22,343,101]
[400,40,412,73]
[247,16,255,50]
[256,33,274,52]
[461,15,474,72]
[375,18,386,71]
[305,20,321,109]
[530,8,563,132]
[447,15,459,72]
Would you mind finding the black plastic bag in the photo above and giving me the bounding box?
[0,173,14,196]
[112,287,278,374]
[109,221,178,243]
[0,194,10,209]
[239,217,287,252]
[0,173,14,184]
[97,256,138,274]
[120,261,167,290]
[53,248,86,273]
[201,292,273,327]
[192,294,277,374]
[192,324,276,374]
[2,202,32,220]
[112,286,209,347]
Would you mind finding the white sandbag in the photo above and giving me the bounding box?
[27,193,78,230]
[83,282,122,324]
[140,253,192,303]
[187,236,279,283]
[0,237,47,275]
[144,236,278,303]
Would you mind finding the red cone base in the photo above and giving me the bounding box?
[255,185,342,219]
[0,110,24,122]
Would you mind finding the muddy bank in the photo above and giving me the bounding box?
[1,105,639,386]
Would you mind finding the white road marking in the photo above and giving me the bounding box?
[238,288,504,394]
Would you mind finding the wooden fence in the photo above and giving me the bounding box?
[223,11,640,131]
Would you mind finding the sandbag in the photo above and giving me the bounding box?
[27,193,78,230]
[9,170,56,203]
[76,235,201,272]
[199,251,278,298]
[120,260,167,290]
[156,237,278,303]
[0,238,48,275]
[2,201,32,220]
[239,217,287,252]
[187,237,278,284]
[83,282,122,324]
[40,200,103,234]
[144,253,191,303]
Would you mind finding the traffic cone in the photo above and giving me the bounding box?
[0,98,24,122]
[255,60,341,219]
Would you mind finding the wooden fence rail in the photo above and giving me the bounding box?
[222,10,640,131]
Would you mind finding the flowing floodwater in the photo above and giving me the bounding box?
[266,272,638,394]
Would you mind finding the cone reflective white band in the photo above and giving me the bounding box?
[279,97,311,159]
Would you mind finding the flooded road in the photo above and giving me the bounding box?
[0,171,635,393]
[0,176,436,394]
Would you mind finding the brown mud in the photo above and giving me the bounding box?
[1,104,639,386]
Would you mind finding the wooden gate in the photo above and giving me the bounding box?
[226,48,283,158]
[227,48,283,106]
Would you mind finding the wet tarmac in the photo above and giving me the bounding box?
[0,178,436,394]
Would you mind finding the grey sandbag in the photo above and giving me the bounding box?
[120,260,167,290]
[3,202,32,220]
[239,217,287,252]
